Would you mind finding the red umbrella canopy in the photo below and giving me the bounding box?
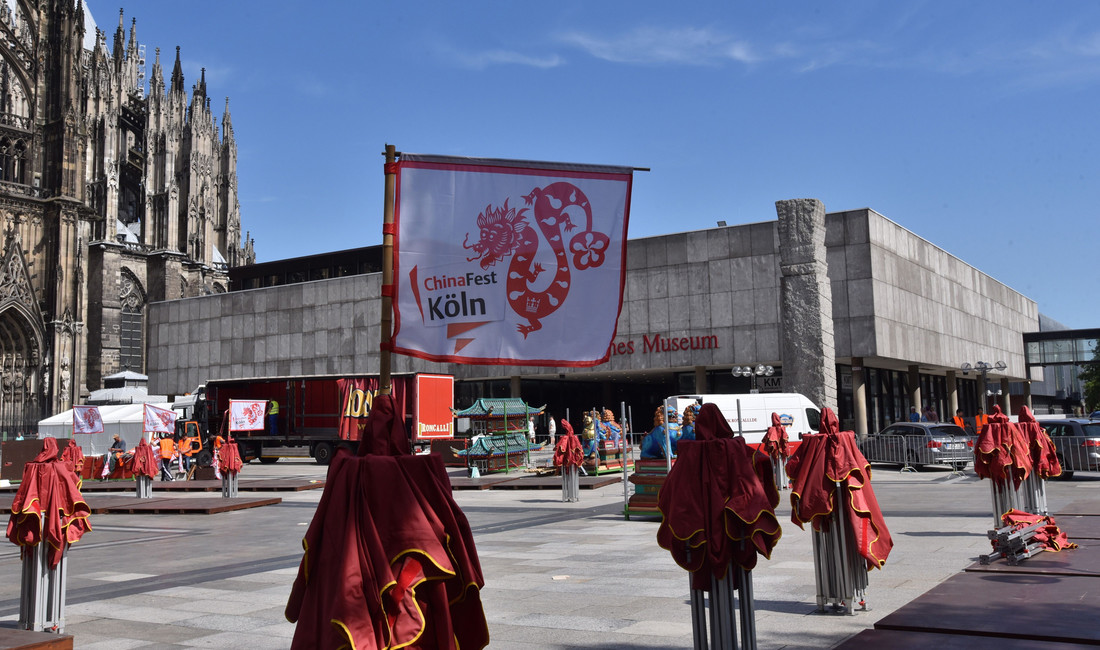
[656,403,782,590]
[217,442,244,475]
[1017,406,1062,480]
[130,438,159,478]
[761,412,789,460]
[553,420,584,468]
[60,439,84,477]
[5,437,92,568]
[974,405,1032,488]
[787,408,893,570]
[286,394,488,649]
[999,509,1077,552]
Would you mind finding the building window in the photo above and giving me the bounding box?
[119,271,146,371]
[120,308,143,371]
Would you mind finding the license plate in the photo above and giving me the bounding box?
[944,443,963,450]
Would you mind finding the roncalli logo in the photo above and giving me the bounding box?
[609,333,720,356]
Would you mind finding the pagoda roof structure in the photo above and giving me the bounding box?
[452,398,545,418]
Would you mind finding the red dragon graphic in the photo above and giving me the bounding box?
[463,182,610,337]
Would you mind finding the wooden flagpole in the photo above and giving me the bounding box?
[379,144,397,395]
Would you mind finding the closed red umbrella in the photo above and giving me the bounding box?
[286,394,488,649]
[657,403,781,589]
[553,420,584,469]
[130,438,159,478]
[1017,406,1060,479]
[6,438,92,569]
[217,440,244,475]
[761,413,789,460]
[554,420,584,502]
[60,439,84,482]
[787,408,892,570]
[974,404,1032,488]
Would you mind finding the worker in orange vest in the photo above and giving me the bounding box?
[974,407,988,436]
[158,434,176,482]
[953,409,966,429]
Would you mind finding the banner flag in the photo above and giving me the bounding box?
[143,403,177,434]
[392,154,632,367]
[72,405,103,434]
[229,399,267,432]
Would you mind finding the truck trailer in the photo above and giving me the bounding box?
[176,373,455,464]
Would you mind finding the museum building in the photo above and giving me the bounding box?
[144,200,1055,437]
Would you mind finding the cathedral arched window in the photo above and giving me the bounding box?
[0,138,10,181]
[119,271,146,372]
[12,139,25,184]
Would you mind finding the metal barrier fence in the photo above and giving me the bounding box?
[1050,437,1100,476]
[858,434,974,471]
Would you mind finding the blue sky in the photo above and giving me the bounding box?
[87,1,1100,329]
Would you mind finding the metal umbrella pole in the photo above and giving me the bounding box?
[561,464,579,502]
[19,528,68,632]
[621,402,630,511]
[810,481,868,614]
[136,474,152,499]
[1020,473,1047,516]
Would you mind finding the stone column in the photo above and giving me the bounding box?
[1023,380,1032,410]
[510,375,521,398]
[852,357,867,439]
[1001,377,1011,413]
[776,199,836,411]
[694,366,707,394]
[947,371,958,419]
[908,365,921,414]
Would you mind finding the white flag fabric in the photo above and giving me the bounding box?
[143,403,177,434]
[392,154,632,366]
[72,405,103,434]
[229,399,267,431]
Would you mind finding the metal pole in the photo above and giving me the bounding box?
[378,144,397,396]
[621,402,629,509]
[736,399,743,437]
[664,398,673,472]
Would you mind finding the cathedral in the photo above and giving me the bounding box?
[0,1,252,435]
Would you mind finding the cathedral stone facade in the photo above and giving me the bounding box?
[0,2,252,434]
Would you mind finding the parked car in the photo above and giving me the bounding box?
[1038,418,1100,479]
[859,422,972,470]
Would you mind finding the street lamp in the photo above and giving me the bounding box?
[960,360,1007,408]
[733,364,774,392]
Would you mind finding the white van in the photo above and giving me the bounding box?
[667,393,821,446]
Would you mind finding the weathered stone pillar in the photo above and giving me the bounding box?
[694,366,707,394]
[1023,380,1032,410]
[776,199,836,411]
[1000,377,1011,413]
[908,365,921,414]
[852,357,867,439]
[509,375,521,398]
[946,371,958,418]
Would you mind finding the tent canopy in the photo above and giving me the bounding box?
[38,403,178,455]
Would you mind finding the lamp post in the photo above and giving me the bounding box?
[961,360,1007,410]
[733,364,774,393]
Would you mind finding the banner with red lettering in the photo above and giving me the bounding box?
[229,399,267,432]
[337,377,407,441]
[392,154,632,366]
[143,403,177,434]
[72,405,103,434]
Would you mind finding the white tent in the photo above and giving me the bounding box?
[38,403,177,455]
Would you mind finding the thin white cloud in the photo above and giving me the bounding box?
[447,47,563,70]
[557,26,759,66]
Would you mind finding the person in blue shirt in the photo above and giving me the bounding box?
[908,406,921,422]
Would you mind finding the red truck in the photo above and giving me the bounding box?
[176,373,455,464]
